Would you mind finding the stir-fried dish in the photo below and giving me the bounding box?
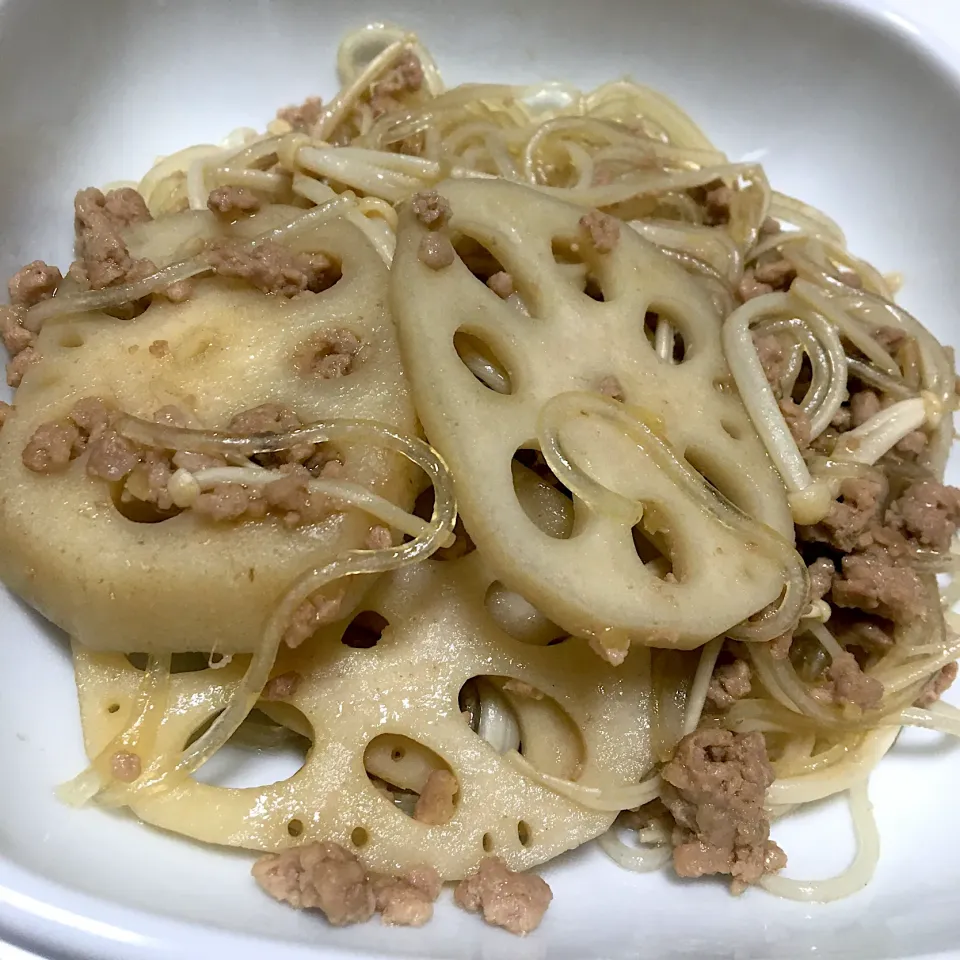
[0,23,958,936]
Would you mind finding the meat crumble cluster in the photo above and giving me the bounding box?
[18,396,357,529]
[253,843,552,935]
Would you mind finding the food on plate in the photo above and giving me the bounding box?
[1,21,958,937]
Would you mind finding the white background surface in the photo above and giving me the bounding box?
[2,0,960,958]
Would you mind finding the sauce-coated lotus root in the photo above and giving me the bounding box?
[391,178,793,651]
[72,552,655,878]
[0,211,417,654]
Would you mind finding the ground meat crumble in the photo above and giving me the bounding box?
[261,670,303,701]
[282,592,345,648]
[276,95,324,132]
[598,375,625,401]
[365,525,392,550]
[454,857,552,935]
[915,662,958,708]
[579,210,620,253]
[706,658,752,709]
[486,271,514,299]
[369,866,442,927]
[1,302,40,386]
[294,328,362,379]
[411,190,451,229]
[86,428,141,482]
[831,550,925,623]
[22,419,82,473]
[814,650,883,710]
[369,52,424,118]
[19,398,351,533]
[738,258,797,302]
[6,345,39,387]
[207,186,262,217]
[690,179,734,227]
[661,729,785,893]
[74,186,155,292]
[418,233,455,270]
[799,476,887,554]
[1,306,34,355]
[851,389,881,427]
[767,376,960,715]
[807,556,836,603]
[253,842,376,926]
[738,272,774,302]
[753,257,796,291]
[189,459,340,528]
[206,240,338,297]
[8,260,62,307]
[110,750,142,783]
[253,842,443,929]
[886,480,960,553]
[413,769,458,825]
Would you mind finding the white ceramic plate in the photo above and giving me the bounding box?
[1,0,959,957]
